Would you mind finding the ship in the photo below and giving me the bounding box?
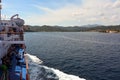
[0,0,30,80]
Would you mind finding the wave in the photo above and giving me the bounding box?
[26,54,86,80]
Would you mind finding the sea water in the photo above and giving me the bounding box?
[25,32,120,80]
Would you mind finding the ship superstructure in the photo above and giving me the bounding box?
[0,14,25,58]
[0,0,29,80]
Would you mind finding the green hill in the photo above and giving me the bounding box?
[25,25,120,32]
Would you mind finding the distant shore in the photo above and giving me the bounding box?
[25,25,120,33]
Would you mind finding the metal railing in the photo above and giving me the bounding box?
[0,32,24,41]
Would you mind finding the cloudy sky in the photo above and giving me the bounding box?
[1,0,120,26]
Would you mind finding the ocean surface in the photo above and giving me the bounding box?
[25,32,120,80]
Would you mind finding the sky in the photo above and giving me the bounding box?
[1,0,120,26]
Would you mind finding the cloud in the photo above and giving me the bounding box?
[34,5,54,14]
[113,0,120,8]
[26,0,120,26]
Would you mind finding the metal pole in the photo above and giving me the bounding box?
[0,0,1,21]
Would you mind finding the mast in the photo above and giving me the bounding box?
[0,0,1,21]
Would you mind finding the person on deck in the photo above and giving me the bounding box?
[18,48,24,59]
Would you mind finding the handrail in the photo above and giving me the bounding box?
[0,32,24,34]
[25,55,30,80]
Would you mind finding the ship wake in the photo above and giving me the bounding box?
[25,54,86,80]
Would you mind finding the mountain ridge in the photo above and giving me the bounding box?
[25,24,120,32]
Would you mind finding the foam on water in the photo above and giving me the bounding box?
[26,54,86,80]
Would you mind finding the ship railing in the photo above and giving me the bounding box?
[24,54,30,80]
[0,32,24,41]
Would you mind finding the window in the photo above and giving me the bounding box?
[12,24,14,26]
